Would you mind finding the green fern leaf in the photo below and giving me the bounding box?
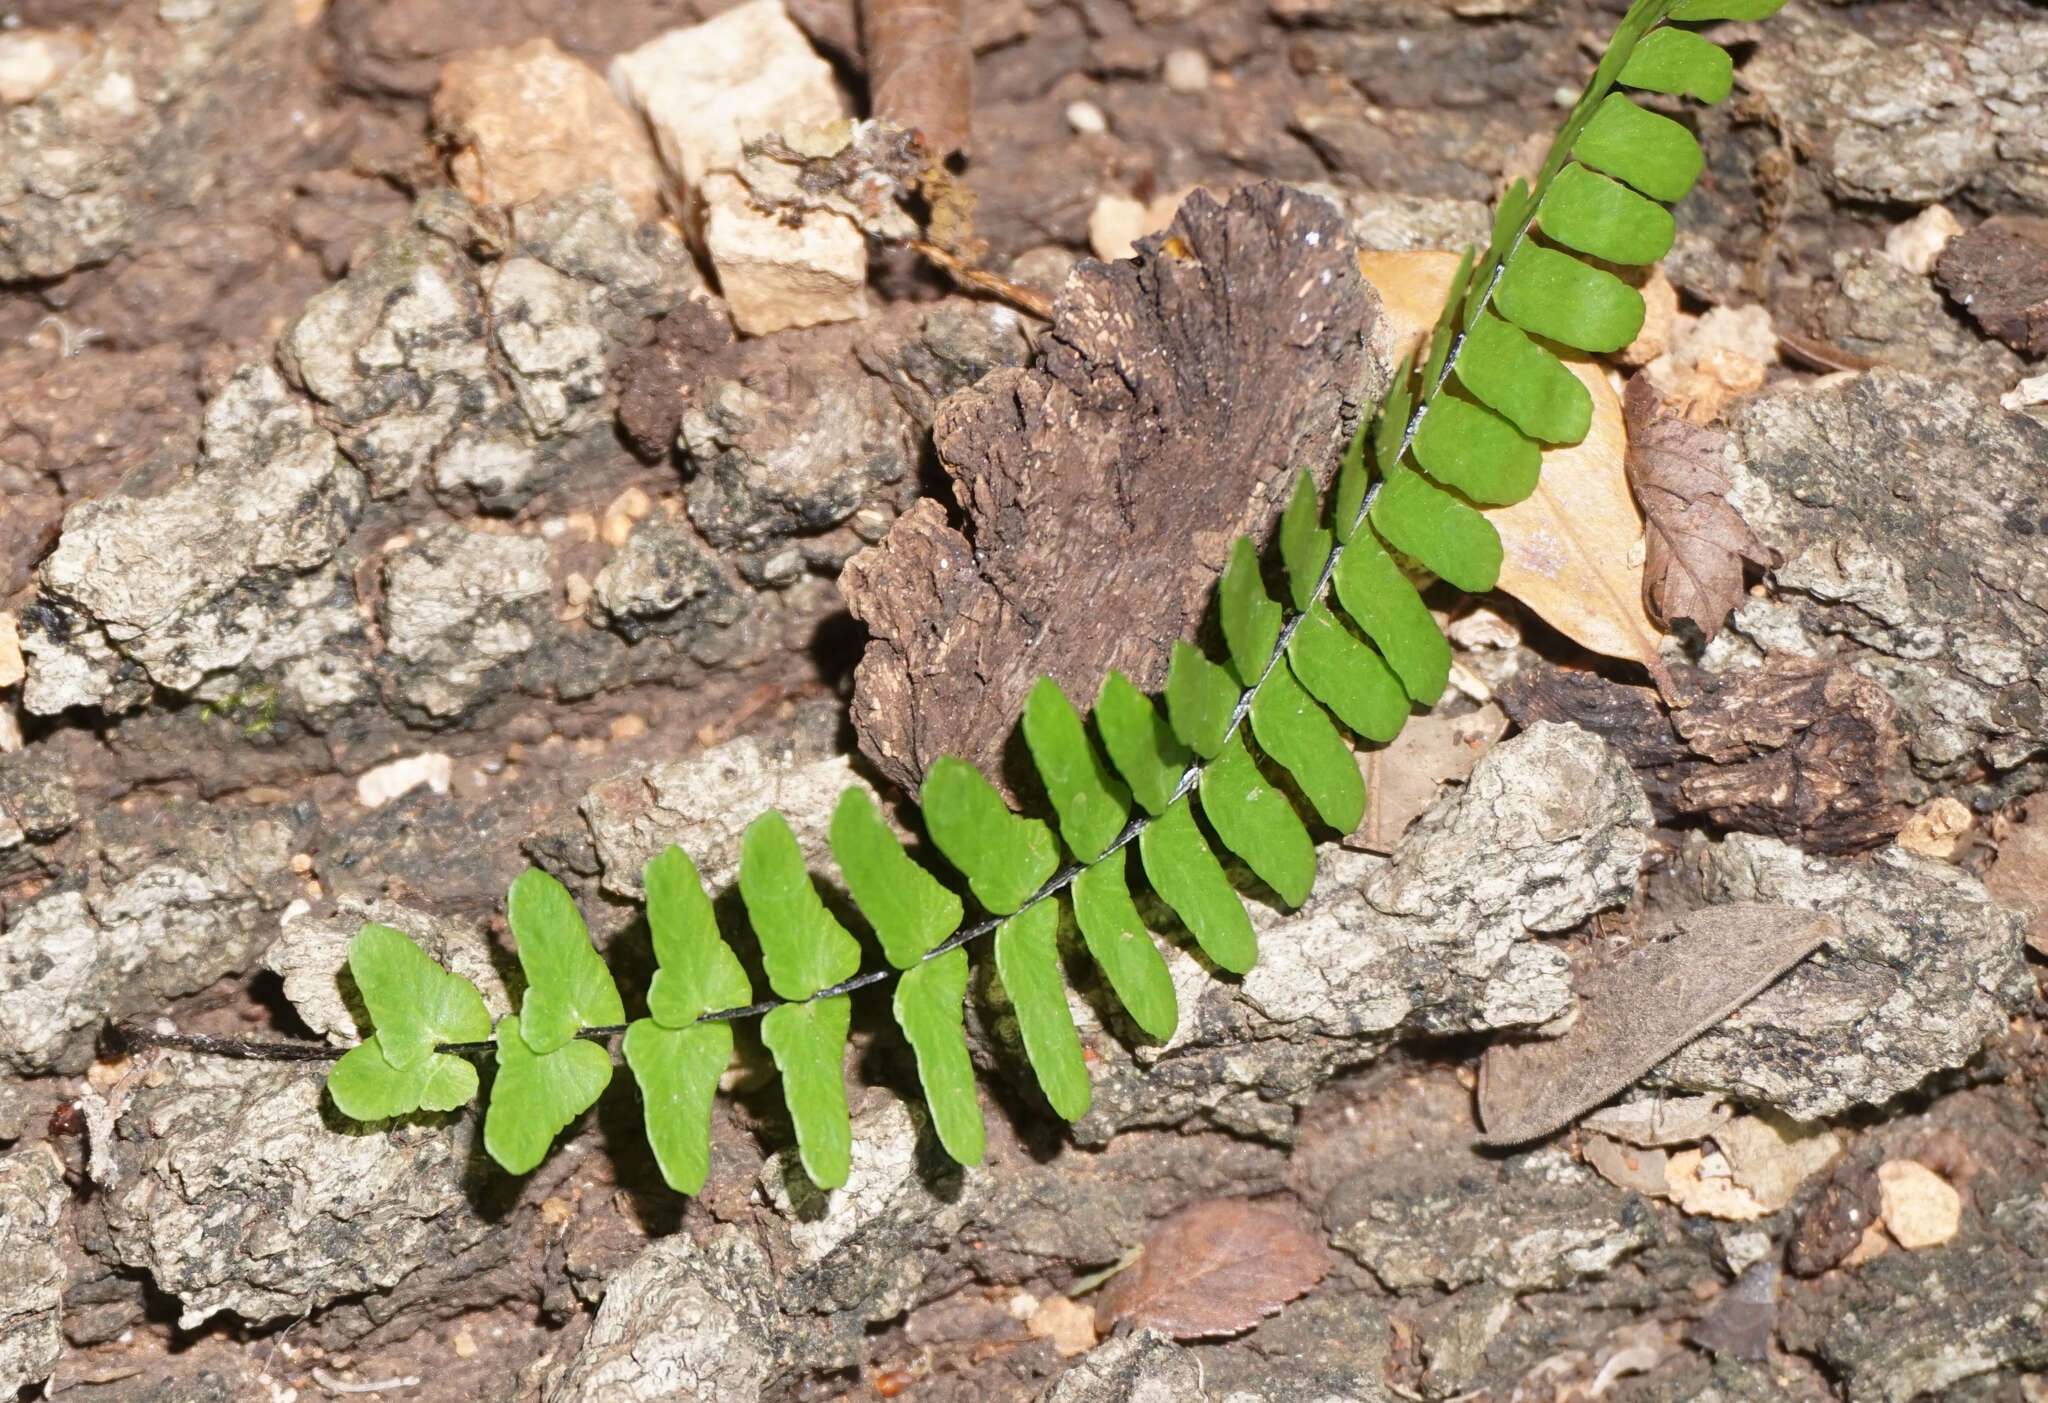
[994,900,1090,1120]
[484,1017,613,1175]
[1370,358,1418,478]
[922,757,1060,914]
[1370,461,1504,595]
[1455,313,1593,445]
[510,869,625,1056]
[1138,798,1257,974]
[1572,93,1703,202]
[1219,536,1283,686]
[1332,532,1453,705]
[1669,0,1787,22]
[1538,163,1677,266]
[1333,404,1372,541]
[740,811,861,1002]
[1198,735,1316,908]
[894,951,983,1164]
[1617,26,1732,103]
[1286,605,1410,744]
[1277,470,1333,611]
[1249,658,1366,832]
[643,846,751,1027]
[1411,396,1540,507]
[344,923,491,1069]
[622,1019,731,1195]
[1096,670,1192,816]
[1070,848,1178,1041]
[829,788,963,968]
[1495,243,1645,354]
[1022,678,1132,863]
[761,998,854,1188]
[1165,640,1241,759]
[328,1034,479,1120]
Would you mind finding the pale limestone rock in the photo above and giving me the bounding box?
[0,1145,66,1394]
[701,171,867,334]
[1883,204,1963,276]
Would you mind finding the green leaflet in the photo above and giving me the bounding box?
[1371,460,1504,595]
[1070,849,1178,1042]
[1165,640,1242,759]
[1278,470,1333,611]
[643,846,751,1027]
[761,997,854,1189]
[894,951,983,1165]
[1022,678,1132,863]
[740,811,861,1002]
[1286,604,1409,744]
[1539,162,1676,267]
[1219,536,1283,687]
[1410,396,1540,507]
[922,756,1060,914]
[623,1019,731,1196]
[1249,658,1366,833]
[1669,0,1786,20]
[1572,93,1703,203]
[1618,26,1732,103]
[829,788,962,968]
[1138,798,1257,974]
[1455,313,1593,445]
[1095,670,1191,817]
[1332,406,1371,542]
[1331,533,1452,706]
[994,900,1090,1120]
[1495,243,1646,354]
[510,869,626,1056]
[484,1017,613,1176]
[327,1034,479,1120]
[1198,735,1316,908]
[1372,359,1418,478]
[345,923,491,1070]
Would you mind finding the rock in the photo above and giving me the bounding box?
[1746,11,2048,213]
[509,184,698,334]
[0,743,79,846]
[1883,204,1964,276]
[701,171,868,335]
[1877,1160,1963,1249]
[1778,1188,2048,1403]
[1038,1333,1206,1402]
[431,39,664,219]
[1933,218,2048,357]
[1,802,295,1073]
[0,1145,66,1394]
[378,527,554,722]
[354,752,453,808]
[430,423,554,513]
[487,256,609,436]
[0,613,22,690]
[87,1057,492,1329]
[1799,249,2021,395]
[0,28,89,106]
[1327,1146,1659,1294]
[1726,371,2048,804]
[23,364,367,717]
[266,897,513,1044]
[1648,833,2031,1120]
[589,512,749,645]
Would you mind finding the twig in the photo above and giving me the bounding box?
[909,239,1054,320]
[311,1367,422,1395]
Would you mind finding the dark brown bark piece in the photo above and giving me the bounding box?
[1786,1158,1882,1277]
[1933,218,2048,357]
[1096,1199,1330,1340]
[1499,657,1904,853]
[862,0,973,159]
[613,300,736,461]
[1623,374,1775,641]
[1476,903,1840,1146]
[842,184,1381,793]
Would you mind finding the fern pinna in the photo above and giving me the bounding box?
[326,0,1783,1194]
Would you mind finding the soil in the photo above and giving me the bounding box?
[3,1,2047,1401]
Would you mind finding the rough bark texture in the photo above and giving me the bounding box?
[842,183,1387,792]
[1932,217,2048,356]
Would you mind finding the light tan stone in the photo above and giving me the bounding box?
[702,172,866,335]
[1878,1160,1963,1249]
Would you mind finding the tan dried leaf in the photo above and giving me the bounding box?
[1095,1200,1329,1340]
[1623,374,1775,642]
[1346,702,1508,854]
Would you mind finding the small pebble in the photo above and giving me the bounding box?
[1878,1160,1962,1249]
[451,1330,478,1360]
[1065,99,1108,136]
[1162,47,1210,94]
[608,714,648,742]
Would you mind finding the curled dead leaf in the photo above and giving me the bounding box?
[1096,1199,1329,1340]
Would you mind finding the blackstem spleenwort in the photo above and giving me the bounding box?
[132,0,1786,1195]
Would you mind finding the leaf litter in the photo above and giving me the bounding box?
[1095,1199,1329,1340]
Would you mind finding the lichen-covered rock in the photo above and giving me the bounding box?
[265,899,514,1044]
[1727,371,2048,805]
[0,1145,66,1394]
[1037,1331,1207,1403]
[22,364,368,717]
[0,803,295,1073]
[590,513,749,645]
[543,1226,843,1403]
[378,526,554,722]
[488,256,608,437]
[1649,833,2031,1119]
[90,1058,492,1329]
[1746,11,2048,212]
[510,184,697,335]
[1800,250,2022,396]
[1778,1188,2048,1403]
[1326,1146,1660,1294]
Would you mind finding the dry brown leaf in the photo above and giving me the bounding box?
[1477,904,1840,1146]
[1345,702,1508,854]
[1095,1200,1329,1340]
[1354,249,1462,363]
[1623,374,1775,642]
